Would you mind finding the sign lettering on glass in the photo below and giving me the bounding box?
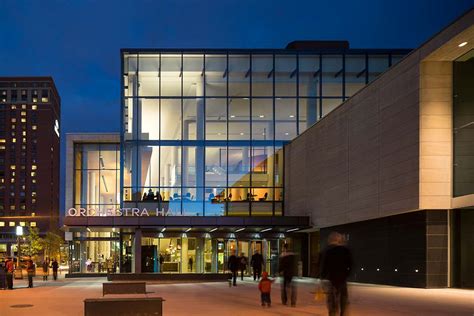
[66,207,179,217]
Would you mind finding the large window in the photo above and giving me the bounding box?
[454,50,474,197]
[122,50,400,215]
[74,144,120,212]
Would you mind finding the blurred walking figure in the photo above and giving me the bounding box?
[52,259,59,281]
[5,257,14,289]
[239,252,247,281]
[26,258,35,288]
[279,244,297,307]
[319,232,353,316]
[228,250,239,286]
[258,271,274,307]
[42,259,49,281]
[251,250,264,281]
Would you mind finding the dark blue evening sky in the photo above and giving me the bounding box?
[0,0,472,211]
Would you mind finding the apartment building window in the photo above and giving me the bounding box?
[30,222,36,227]
[32,90,38,102]
[0,90,6,103]
[21,90,27,101]
[41,89,48,102]
[19,221,25,226]
[32,105,37,110]
[9,221,15,227]
[11,90,17,102]
[0,222,4,227]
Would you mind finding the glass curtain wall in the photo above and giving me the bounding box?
[74,144,120,213]
[122,51,395,215]
[453,50,474,197]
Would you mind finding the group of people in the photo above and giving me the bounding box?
[142,189,163,202]
[227,249,265,286]
[227,233,353,315]
[227,245,298,308]
[2,257,59,290]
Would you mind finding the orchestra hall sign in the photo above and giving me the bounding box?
[66,207,178,217]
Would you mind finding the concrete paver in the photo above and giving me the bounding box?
[0,276,473,315]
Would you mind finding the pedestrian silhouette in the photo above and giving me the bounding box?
[319,232,353,316]
[279,244,297,307]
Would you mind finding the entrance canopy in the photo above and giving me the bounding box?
[63,215,310,234]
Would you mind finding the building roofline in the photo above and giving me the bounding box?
[0,76,61,103]
[120,48,412,55]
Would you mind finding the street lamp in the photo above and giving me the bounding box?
[16,226,23,269]
[15,226,23,279]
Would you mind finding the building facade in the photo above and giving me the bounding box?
[64,43,409,276]
[0,77,60,260]
[285,10,474,288]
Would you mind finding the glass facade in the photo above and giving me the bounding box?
[74,143,120,213]
[453,50,474,197]
[122,51,399,216]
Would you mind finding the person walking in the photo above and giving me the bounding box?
[26,258,35,288]
[319,232,353,316]
[51,259,59,281]
[227,250,239,286]
[5,257,14,290]
[159,253,164,273]
[251,250,264,281]
[239,253,247,281]
[258,271,274,307]
[42,260,49,281]
[188,257,193,272]
[279,244,297,307]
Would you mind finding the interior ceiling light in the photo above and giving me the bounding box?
[289,115,295,118]
[230,115,236,118]
[458,41,468,47]
[209,227,218,232]
[235,227,245,233]
[259,115,265,118]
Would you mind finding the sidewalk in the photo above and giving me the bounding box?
[1,276,473,315]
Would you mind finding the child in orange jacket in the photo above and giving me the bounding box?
[258,271,274,307]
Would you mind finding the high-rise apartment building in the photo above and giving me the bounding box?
[0,77,60,260]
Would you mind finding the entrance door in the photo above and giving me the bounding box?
[142,245,157,272]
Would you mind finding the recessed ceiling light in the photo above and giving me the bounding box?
[289,115,295,118]
[285,132,289,135]
[230,115,235,118]
[459,41,468,47]
[259,115,265,118]
[240,132,244,135]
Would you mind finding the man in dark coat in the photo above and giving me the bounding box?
[279,244,297,306]
[227,250,239,286]
[52,259,59,281]
[319,232,353,316]
[250,250,264,281]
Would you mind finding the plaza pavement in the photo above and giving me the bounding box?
[0,275,473,315]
